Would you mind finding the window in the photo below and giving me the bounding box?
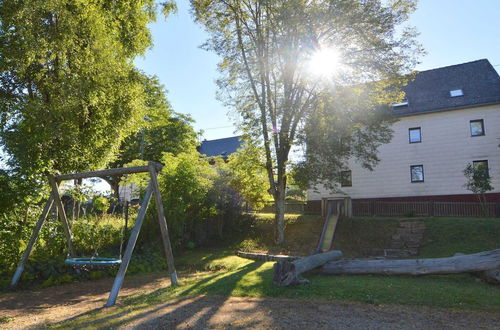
[473,160,489,176]
[392,100,409,109]
[340,170,352,187]
[450,89,463,97]
[410,165,424,183]
[470,119,485,136]
[408,127,421,143]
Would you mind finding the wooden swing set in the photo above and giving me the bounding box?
[10,161,178,307]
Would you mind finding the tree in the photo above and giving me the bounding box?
[110,77,198,167]
[191,0,422,243]
[464,162,494,216]
[156,149,218,247]
[0,0,175,183]
[106,76,198,198]
[226,141,271,210]
[294,84,397,193]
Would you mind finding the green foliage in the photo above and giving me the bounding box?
[0,316,14,324]
[110,76,198,167]
[0,0,172,181]
[0,208,125,289]
[120,159,150,189]
[226,142,272,210]
[463,163,494,195]
[72,215,122,256]
[294,86,397,192]
[153,149,218,247]
[92,197,110,213]
[464,162,494,215]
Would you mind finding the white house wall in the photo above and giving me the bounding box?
[308,104,500,200]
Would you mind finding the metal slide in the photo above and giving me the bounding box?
[315,201,340,253]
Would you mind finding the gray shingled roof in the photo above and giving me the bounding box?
[198,136,242,158]
[392,59,500,116]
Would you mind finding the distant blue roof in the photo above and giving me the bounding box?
[198,136,242,158]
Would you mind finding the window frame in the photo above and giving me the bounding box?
[340,170,352,187]
[470,119,485,137]
[410,165,424,183]
[408,127,422,144]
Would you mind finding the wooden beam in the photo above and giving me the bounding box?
[10,195,54,287]
[237,251,299,262]
[106,182,154,307]
[56,163,163,181]
[47,174,76,257]
[148,162,179,286]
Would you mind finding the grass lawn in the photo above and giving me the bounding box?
[52,215,500,327]
[52,249,500,328]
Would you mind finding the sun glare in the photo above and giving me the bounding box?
[307,47,342,78]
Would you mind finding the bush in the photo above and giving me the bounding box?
[0,207,126,290]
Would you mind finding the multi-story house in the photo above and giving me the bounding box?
[308,59,500,207]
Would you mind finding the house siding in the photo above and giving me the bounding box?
[308,104,500,201]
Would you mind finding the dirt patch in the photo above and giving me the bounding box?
[1,273,499,329]
[0,272,172,329]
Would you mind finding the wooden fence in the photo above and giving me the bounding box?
[352,200,499,217]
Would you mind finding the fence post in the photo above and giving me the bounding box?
[429,201,434,217]
[371,200,375,217]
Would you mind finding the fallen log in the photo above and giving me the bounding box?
[481,268,500,284]
[454,253,500,284]
[321,249,500,276]
[273,250,342,286]
[237,251,299,262]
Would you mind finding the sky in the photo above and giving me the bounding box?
[135,0,500,141]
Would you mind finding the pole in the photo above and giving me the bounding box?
[106,182,153,307]
[47,174,76,257]
[148,162,179,286]
[10,195,54,287]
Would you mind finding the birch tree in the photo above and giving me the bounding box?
[191,0,422,243]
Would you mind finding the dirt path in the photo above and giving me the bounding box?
[1,273,499,329]
[119,296,500,330]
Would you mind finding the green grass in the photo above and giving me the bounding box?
[52,249,500,328]
[236,213,324,255]
[420,217,500,257]
[333,217,400,257]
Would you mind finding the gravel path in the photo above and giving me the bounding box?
[0,272,499,329]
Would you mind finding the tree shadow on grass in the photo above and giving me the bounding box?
[53,261,266,329]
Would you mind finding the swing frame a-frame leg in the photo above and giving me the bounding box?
[10,194,54,287]
[11,162,179,308]
[11,177,78,287]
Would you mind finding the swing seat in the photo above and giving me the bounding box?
[65,257,122,270]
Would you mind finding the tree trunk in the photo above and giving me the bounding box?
[275,191,286,245]
[273,250,343,286]
[321,249,500,276]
